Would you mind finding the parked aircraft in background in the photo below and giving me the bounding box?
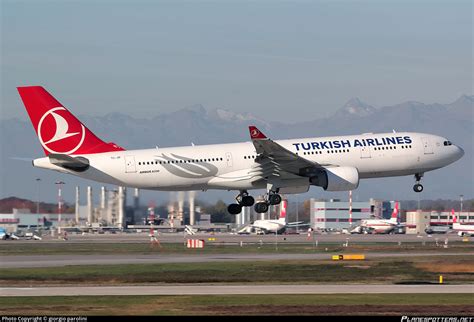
[359,202,404,234]
[18,86,464,215]
[0,228,9,240]
[452,209,474,237]
[0,228,19,240]
[184,225,198,235]
[238,200,308,234]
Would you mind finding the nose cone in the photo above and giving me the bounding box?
[454,145,464,161]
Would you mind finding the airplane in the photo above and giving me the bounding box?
[238,199,308,234]
[359,201,404,234]
[0,228,10,240]
[451,209,474,237]
[184,225,198,235]
[0,228,20,240]
[17,86,464,215]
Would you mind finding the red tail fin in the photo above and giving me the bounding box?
[17,86,124,155]
[279,199,287,221]
[391,202,399,219]
[452,209,457,223]
[249,126,267,140]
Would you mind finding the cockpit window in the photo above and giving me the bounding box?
[443,141,452,146]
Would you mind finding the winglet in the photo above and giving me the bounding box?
[249,126,267,140]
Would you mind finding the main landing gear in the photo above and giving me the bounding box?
[253,191,282,213]
[413,173,424,193]
[227,191,255,215]
[226,190,283,214]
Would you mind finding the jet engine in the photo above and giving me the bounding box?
[310,166,359,191]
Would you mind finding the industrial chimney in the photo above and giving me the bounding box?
[177,191,184,224]
[117,186,126,228]
[189,191,196,225]
[100,186,107,209]
[75,186,80,224]
[87,186,93,224]
[133,188,140,209]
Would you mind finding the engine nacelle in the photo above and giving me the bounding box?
[310,166,359,191]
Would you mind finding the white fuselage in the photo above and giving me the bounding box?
[251,219,286,234]
[33,132,464,192]
[360,219,398,234]
[453,223,474,236]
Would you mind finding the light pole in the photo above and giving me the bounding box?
[55,181,65,234]
[460,195,464,213]
[36,178,41,229]
[296,195,299,234]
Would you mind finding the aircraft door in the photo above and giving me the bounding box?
[421,137,434,154]
[225,152,233,167]
[360,146,371,159]
[125,156,137,173]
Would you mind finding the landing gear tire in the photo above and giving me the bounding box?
[413,173,424,193]
[241,195,255,207]
[227,203,242,215]
[268,194,282,205]
[413,183,423,193]
[235,191,255,207]
[254,202,269,213]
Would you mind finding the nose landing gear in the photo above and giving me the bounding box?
[413,173,424,193]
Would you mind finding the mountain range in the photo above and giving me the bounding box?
[0,95,472,206]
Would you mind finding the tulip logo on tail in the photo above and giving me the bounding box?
[38,107,85,154]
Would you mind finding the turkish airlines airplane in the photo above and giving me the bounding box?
[18,86,464,215]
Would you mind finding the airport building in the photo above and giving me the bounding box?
[0,208,76,233]
[310,198,393,230]
[0,185,128,233]
[405,210,474,234]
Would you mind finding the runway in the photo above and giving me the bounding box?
[2,284,472,296]
[1,252,472,268]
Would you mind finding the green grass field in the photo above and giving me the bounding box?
[1,257,473,285]
[1,294,472,315]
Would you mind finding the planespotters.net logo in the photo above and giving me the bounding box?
[401,317,474,322]
[38,107,85,154]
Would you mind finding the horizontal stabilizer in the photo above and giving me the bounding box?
[49,153,90,172]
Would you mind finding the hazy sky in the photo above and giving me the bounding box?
[1,0,472,122]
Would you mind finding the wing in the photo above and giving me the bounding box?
[248,126,330,181]
[286,222,311,227]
